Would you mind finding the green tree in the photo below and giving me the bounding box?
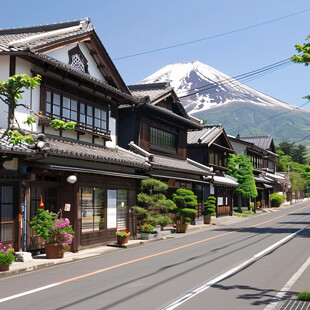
[172,188,198,224]
[290,171,305,192]
[277,142,308,165]
[132,178,176,227]
[291,35,310,100]
[227,154,257,210]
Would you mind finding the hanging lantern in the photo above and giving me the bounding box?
[39,195,44,208]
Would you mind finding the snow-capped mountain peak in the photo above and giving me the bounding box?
[139,61,295,114]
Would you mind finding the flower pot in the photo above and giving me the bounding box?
[45,243,64,259]
[204,216,211,224]
[176,223,189,233]
[0,264,10,272]
[116,233,130,245]
[141,232,156,240]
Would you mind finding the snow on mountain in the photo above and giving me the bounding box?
[139,61,296,114]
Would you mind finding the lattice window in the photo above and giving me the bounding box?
[71,54,86,72]
[68,45,89,73]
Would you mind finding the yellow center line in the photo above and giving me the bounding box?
[57,204,310,285]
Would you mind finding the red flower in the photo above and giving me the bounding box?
[126,230,129,233]
[145,226,148,229]
[147,221,150,224]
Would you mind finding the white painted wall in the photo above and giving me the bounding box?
[15,57,41,132]
[45,42,107,83]
[230,140,247,155]
[0,56,10,129]
[106,112,116,147]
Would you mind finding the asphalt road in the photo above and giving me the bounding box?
[1,201,310,310]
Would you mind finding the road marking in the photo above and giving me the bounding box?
[0,205,309,304]
[0,283,59,303]
[160,228,305,310]
[264,255,310,310]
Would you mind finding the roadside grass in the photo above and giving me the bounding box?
[233,210,255,217]
[297,291,310,301]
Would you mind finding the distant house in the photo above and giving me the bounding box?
[118,83,213,221]
[0,18,150,251]
[228,135,288,208]
[187,125,238,217]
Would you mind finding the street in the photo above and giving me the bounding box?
[1,202,310,310]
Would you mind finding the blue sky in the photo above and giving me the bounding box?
[1,0,310,109]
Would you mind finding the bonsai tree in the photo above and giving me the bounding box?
[203,196,216,217]
[172,188,198,224]
[132,178,176,227]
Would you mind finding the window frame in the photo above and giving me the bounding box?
[44,87,109,136]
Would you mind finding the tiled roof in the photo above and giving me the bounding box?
[0,18,135,103]
[0,135,35,154]
[128,83,173,102]
[188,126,222,145]
[45,138,150,169]
[0,18,92,52]
[151,154,211,175]
[240,136,273,150]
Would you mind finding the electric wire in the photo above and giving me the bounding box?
[113,8,310,61]
[178,58,293,99]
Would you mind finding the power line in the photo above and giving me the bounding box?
[113,8,310,61]
[224,100,310,135]
[178,57,293,99]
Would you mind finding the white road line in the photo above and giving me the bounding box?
[0,283,59,303]
[264,255,310,310]
[160,228,305,310]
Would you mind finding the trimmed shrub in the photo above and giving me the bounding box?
[270,193,285,207]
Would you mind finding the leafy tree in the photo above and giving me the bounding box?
[277,142,308,165]
[292,35,310,100]
[172,188,198,224]
[290,171,305,191]
[227,154,257,210]
[291,35,310,100]
[132,178,176,227]
[0,74,76,145]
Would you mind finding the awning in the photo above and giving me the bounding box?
[213,175,239,187]
[148,173,211,184]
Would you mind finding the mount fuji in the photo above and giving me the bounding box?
[139,61,310,146]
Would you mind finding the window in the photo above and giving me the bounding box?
[0,186,16,242]
[46,90,108,134]
[68,45,89,73]
[117,190,128,230]
[150,127,176,150]
[80,187,105,232]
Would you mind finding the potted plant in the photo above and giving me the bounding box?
[0,243,15,271]
[116,229,130,245]
[140,222,156,240]
[203,196,216,224]
[172,188,198,233]
[30,209,74,259]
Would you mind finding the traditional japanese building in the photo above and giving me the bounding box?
[187,125,238,216]
[118,83,214,221]
[0,18,150,251]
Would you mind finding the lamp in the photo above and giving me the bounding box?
[67,175,77,184]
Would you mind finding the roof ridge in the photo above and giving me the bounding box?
[0,18,90,35]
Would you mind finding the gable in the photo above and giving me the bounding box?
[0,18,130,94]
[45,42,107,83]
